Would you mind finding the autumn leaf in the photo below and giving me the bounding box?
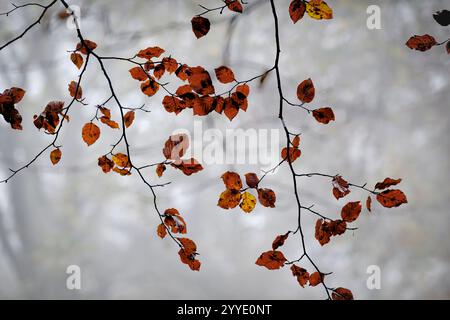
[225,0,243,13]
[406,34,437,52]
[129,67,148,81]
[175,64,190,81]
[153,63,165,79]
[221,171,243,190]
[255,250,287,270]
[178,237,200,271]
[306,1,333,20]
[239,191,257,213]
[162,133,189,160]
[136,46,165,60]
[281,147,301,162]
[223,98,239,121]
[140,77,160,96]
[98,155,114,173]
[191,16,210,39]
[171,158,203,176]
[81,122,100,146]
[236,84,250,99]
[289,0,306,23]
[186,66,215,95]
[156,163,166,177]
[366,196,372,212]
[113,167,131,176]
[157,223,167,239]
[162,57,178,74]
[433,10,450,27]
[112,153,130,168]
[296,78,315,103]
[309,272,324,287]
[272,233,289,250]
[100,116,119,129]
[257,188,276,208]
[315,219,331,246]
[312,107,335,124]
[447,41,450,55]
[332,175,350,200]
[70,53,83,69]
[218,189,241,209]
[341,201,362,223]
[332,287,354,300]
[374,177,402,190]
[315,219,347,246]
[376,189,407,208]
[68,81,82,100]
[124,111,135,128]
[291,264,309,287]
[245,173,259,188]
[0,87,25,130]
[75,39,97,55]
[215,66,235,84]
[50,148,62,165]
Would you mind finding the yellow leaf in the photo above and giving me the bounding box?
[239,191,257,213]
[112,153,130,167]
[306,1,333,20]
[50,148,62,165]
[81,122,100,146]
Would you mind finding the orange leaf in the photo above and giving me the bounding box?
[215,66,235,84]
[156,163,166,177]
[75,39,97,55]
[186,66,215,95]
[112,153,130,167]
[100,116,119,129]
[136,46,165,59]
[191,16,210,39]
[281,147,301,162]
[255,250,287,270]
[291,264,309,287]
[376,189,408,208]
[341,201,361,223]
[332,175,350,200]
[289,0,306,23]
[70,52,83,69]
[218,189,241,209]
[140,77,159,96]
[406,34,437,51]
[366,196,372,212]
[312,107,335,124]
[257,188,276,208]
[171,158,203,176]
[68,81,82,99]
[129,67,147,81]
[153,63,165,79]
[162,133,189,160]
[81,122,100,146]
[50,148,62,165]
[296,78,315,103]
[309,272,324,287]
[221,171,242,190]
[157,223,167,239]
[124,111,135,128]
[225,0,243,13]
[162,57,178,73]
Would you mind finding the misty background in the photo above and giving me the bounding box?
[0,0,449,299]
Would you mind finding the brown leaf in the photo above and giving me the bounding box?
[255,250,287,270]
[100,116,119,129]
[81,122,100,146]
[129,67,148,81]
[341,201,362,223]
[136,46,165,59]
[221,171,243,190]
[289,0,306,23]
[257,188,276,208]
[366,196,372,212]
[272,233,289,250]
[225,0,243,13]
[374,177,402,190]
[70,53,83,69]
[157,223,167,239]
[332,287,354,300]
[186,66,215,95]
[98,155,114,173]
[156,163,166,177]
[332,175,350,200]
[309,272,324,287]
[312,107,335,124]
[124,111,135,128]
[153,63,165,79]
[68,81,82,99]
[112,153,130,168]
[245,173,259,188]
[296,78,315,103]
[406,34,437,51]
[162,57,178,73]
[191,16,210,39]
[171,158,203,176]
[376,189,408,208]
[162,133,189,160]
[140,77,159,96]
[290,264,310,287]
[50,148,62,165]
[215,66,235,84]
[75,39,97,55]
[281,147,301,162]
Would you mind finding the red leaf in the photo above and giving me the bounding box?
[68,81,82,99]
[272,233,289,250]
[157,223,167,239]
[255,250,287,270]
[257,188,276,208]
[136,46,165,59]
[215,66,236,84]
[290,264,309,287]
[332,287,354,300]
[374,177,402,190]
[376,189,407,208]
[296,78,315,103]
[225,0,243,13]
[140,77,160,96]
[171,158,203,176]
[98,155,114,173]
[156,163,166,177]
[332,175,350,200]
[245,173,259,188]
[309,272,324,287]
[341,201,362,223]
[75,39,97,55]
[289,0,306,23]
[129,67,148,81]
[406,34,437,51]
[312,107,335,124]
[186,66,215,95]
[191,16,211,39]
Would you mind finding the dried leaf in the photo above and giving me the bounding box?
[191,16,210,39]
[50,148,62,165]
[81,122,100,146]
[255,250,287,270]
[239,191,257,213]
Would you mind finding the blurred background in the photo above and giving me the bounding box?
[0,0,449,299]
